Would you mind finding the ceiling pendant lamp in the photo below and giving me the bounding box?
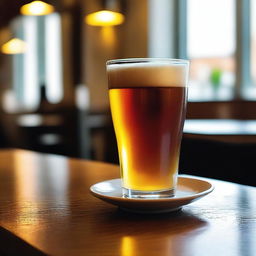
[20,1,55,16]
[85,0,125,26]
[1,38,27,54]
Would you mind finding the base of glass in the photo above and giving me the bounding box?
[123,187,175,199]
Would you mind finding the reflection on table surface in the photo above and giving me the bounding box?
[0,149,256,256]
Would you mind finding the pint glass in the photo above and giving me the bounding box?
[106,58,189,198]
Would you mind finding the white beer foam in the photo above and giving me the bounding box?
[107,62,189,88]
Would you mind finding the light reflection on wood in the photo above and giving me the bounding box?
[14,152,40,225]
[0,150,255,256]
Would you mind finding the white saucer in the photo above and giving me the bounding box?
[90,175,214,213]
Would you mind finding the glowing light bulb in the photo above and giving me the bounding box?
[86,10,124,26]
[20,1,54,16]
[1,38,27,54]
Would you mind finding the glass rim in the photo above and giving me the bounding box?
[106,58,189,66]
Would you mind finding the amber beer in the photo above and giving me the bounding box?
[107,59,189,198]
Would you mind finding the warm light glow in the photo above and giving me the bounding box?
[101,26,116,46]
[1,38,27,54]
[20,1,54,16]
[86,10,124,26]
[121,236,135,256]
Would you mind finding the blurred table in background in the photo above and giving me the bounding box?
[0,149,256,256]
[180,119,256,186]
[0,108,115,162]
[184,119,256,143]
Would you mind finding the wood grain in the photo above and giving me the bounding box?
[0,149,256,256]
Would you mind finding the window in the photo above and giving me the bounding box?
[45,13,63,104]
[12,16,40,110]
[187,0,235,101]
[148,0,254,102]
[186,0,254,101]
[6,13,63,112]
[248,0,256,98]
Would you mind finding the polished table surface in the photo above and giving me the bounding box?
[184,119,256,135]
[184,119,256,143]
[0,149,256,256]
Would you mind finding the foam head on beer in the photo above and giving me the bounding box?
[107,59,189,89]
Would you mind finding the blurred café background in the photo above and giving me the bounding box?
[0,0,255,185]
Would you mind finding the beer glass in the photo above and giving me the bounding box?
[106,58,189,198]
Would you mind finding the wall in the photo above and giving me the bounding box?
[82,0,148,111]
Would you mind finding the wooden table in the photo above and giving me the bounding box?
[0,149,256,256]
[184,119,256,143]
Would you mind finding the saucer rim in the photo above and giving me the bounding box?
[90,175,214,202]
